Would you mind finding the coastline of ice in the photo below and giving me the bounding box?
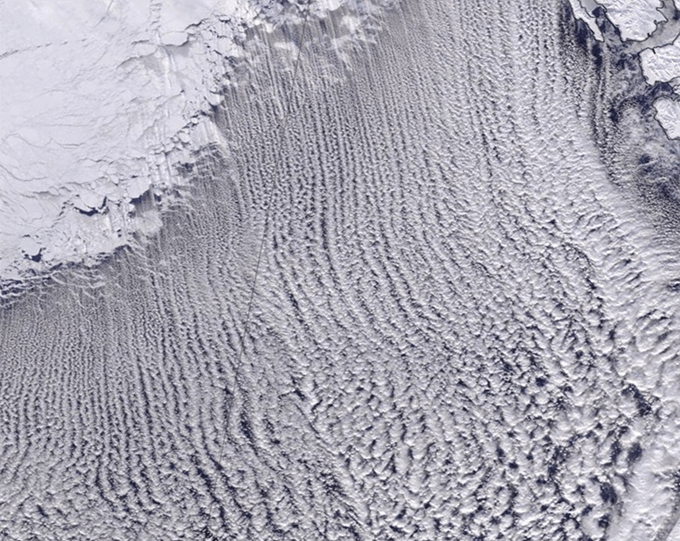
[572,1,680,141]
[595,0,666,41]
[0,0,386,292]
[0,0,258,284]
[567,0,604,41]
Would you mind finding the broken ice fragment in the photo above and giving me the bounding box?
[18,237,42,261]
[74,193,106,215]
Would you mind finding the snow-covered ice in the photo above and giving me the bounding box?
[0,0,368,287]
[594,0,666,41]
[0,0,258,281]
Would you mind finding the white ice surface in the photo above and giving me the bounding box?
[638,37,680,140]
[567,0,604,41]
[652,98,680,138]
[640,38,680,84]
[669,519,680,541]
[595,0,665,41]
[0,0,356,285]
[0,0,256,281]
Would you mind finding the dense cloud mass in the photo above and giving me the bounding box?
[5,0,680,539]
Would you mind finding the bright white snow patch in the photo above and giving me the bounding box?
[668,519,680,541]
[640,39,680,84]
[652,98,680,139]
[638,38,680,139]
[595,0,665,41]
[0,0,257,282]
[567,0,604,41]
[0,0,391,288]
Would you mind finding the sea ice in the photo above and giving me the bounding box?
[0,0,369,288]
[594,0,665,41]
